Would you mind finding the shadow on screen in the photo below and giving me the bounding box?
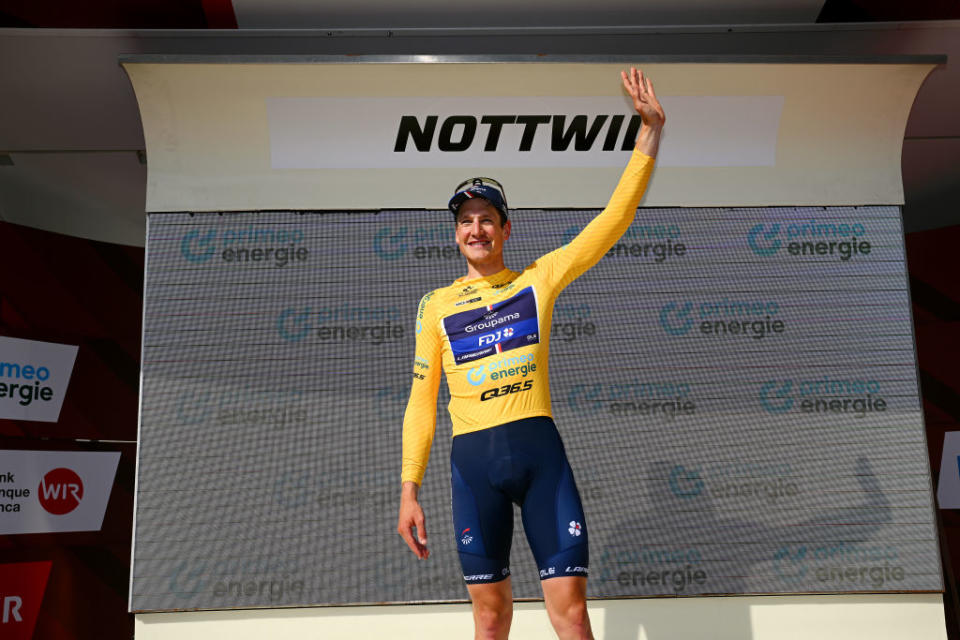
[598,455,890,640]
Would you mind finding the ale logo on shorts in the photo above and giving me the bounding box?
[443,287,540,364]
[568,521,583,537]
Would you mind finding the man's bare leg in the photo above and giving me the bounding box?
[466,577,513,640]
[541,576,593,640]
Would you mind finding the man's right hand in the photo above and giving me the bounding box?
[398,481,429,559]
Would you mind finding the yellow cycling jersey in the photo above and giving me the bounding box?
[401,149,655,485]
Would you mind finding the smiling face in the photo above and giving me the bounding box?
[454,198,511,274]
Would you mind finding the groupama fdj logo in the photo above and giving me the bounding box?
[660,298,785,340]
[374,224,458,261]
[180,226,309,267]
[748,219,872,261]
[760,377,888,417]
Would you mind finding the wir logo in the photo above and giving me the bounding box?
[38,468,84,515]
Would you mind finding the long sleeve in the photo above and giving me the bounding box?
[400,291,443,485]
[541,149,655,291]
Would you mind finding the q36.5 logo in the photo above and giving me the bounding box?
[373,227,408,260]
[180,229,217,263]
[480,380,532,401]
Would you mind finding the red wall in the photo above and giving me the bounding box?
[0,220,142,640]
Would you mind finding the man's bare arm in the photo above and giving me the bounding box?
[621,67,665,157]
[397,480,429,559]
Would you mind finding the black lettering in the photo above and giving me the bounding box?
[480,116,517,151]
[438,116,477,152]
[394,115,437,152]
[621,115,642,150]
[603,114,624,151]
[551,115,608,151]
[516,115,551,151]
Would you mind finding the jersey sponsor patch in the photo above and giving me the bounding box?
[443,287,540,364]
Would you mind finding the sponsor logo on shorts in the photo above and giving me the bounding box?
[463,573,495,581]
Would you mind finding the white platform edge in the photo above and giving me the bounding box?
[135,593,947,639]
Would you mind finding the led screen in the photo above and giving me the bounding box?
[131,206,940,610]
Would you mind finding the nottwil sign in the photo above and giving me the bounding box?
[266,96,783,169]
[133,206,939,611]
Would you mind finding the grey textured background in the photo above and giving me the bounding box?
[132,205,940,611]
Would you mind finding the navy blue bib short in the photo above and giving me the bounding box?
[450,416,589,584]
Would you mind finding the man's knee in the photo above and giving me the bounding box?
[475,602,512,633]
[554,601,589,628]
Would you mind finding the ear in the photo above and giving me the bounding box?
[503,219,512,241]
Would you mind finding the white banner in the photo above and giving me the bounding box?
[0,336,78,423]
[0,450,120,534]
[266,96,784,169]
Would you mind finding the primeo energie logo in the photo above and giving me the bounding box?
[773,543,903,588]
[276,305,404,344]
[567,380,695,421]
[180,226,309,267]
[660,298,785,340]
[467,353,536,386]
[373,224,458,261]
[759,377,888,417]
[0,362,54,407]
[562,222,686,263]
[748,219,872,261]
[667,461,799,505]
